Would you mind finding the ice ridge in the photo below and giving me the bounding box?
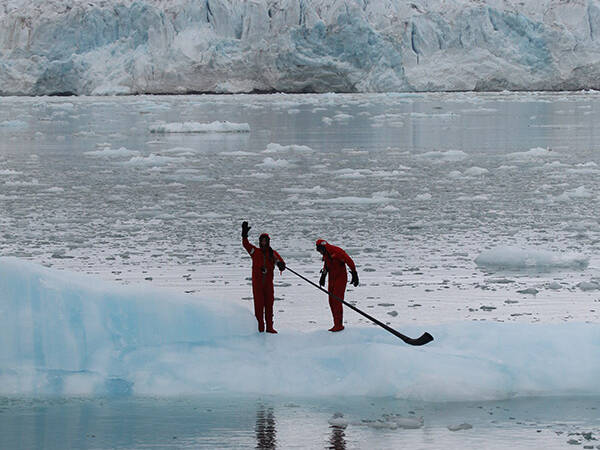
[1,257,599,400]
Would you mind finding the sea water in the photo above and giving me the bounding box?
[1,92,600,448]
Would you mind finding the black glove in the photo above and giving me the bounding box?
[350,270,359,287]
[277,261,286,272]
[319,269,327,287]
[241,221,251,238]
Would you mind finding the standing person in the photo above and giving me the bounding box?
[316,239,359,332]
[242,221,285,333]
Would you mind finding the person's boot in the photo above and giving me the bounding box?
[257,321,265,333]
[329,317,344,332]
[265,320,277,334]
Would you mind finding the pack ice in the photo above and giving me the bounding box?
[1,257,599,399]
[2,0,600,95]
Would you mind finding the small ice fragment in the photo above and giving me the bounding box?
[578,281,600,291]
[149,121,250,133]
[547,281,562,290]
[393,416,424,429]
[448,423,473,431]
[517,288,539,295]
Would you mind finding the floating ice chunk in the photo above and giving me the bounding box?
[5,179,39,186]
[0,120,27,129]
[390,416,424,429]
[219,150,254,156]
[0,169,22,175]
[409,112,455,118]
[553,186,594,201]
[322,117,333,125]
[333,113,352,121]
[257,157,290,169]
[336,171,365,179]
[464,166,488,176]
[547,281,563,290]
[124,154,185,166]
[85,147,141,158]
[318,194,393,205]
[160,147,196,155]
[448,423,473,431]
[457,194,488,201]
[577,281,600,291]
[517,288,539,295]
[46,187,64,193]
[149,121,250,133]
[416,193,432,201]
[448,170,463,178]
[420,150,468,162]
[263,143,315,154]
[282,186,327,195]
[507,147,554,160]
[475,246,589,270]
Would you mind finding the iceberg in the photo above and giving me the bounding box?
[2,0,600,95]
[475,246,590,270]
[1,257,600,399]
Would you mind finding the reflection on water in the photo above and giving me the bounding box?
[1,396,599,449]
[328,424,346,450]
[255,404,277,449]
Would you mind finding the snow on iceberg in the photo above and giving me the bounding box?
[475,246,589,270]
[2,258,600,399]
[4,0,600,95]
[149,121,250,133]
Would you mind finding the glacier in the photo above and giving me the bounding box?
[1,257,599,399]
[2,0,600,95]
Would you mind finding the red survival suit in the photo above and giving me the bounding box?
[243,233,285,332]
[316,239,357,330]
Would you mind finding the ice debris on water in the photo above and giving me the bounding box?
[149,121,250,133]
[578,281,600,291]
[447,423,473,431]
[359,415,424,430]
[475,246,589,270]
[517,288,539,295]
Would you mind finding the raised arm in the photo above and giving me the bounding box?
[241,221,256,255]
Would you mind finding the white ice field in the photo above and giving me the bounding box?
[1,92,599,330]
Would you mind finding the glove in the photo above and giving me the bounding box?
[350,270,359,287]
[276,261,286,272]
[241,221,251,238]
[319,269,327,287]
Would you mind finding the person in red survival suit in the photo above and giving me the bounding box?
[242,221,286,333]
[316,239,359,332]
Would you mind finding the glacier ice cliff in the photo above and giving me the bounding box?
[2,0,600,95]
[1,257,599,399]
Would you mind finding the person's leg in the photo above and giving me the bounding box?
[328,278,346,331]
[253,283,265,332]
[265,283,277,333]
